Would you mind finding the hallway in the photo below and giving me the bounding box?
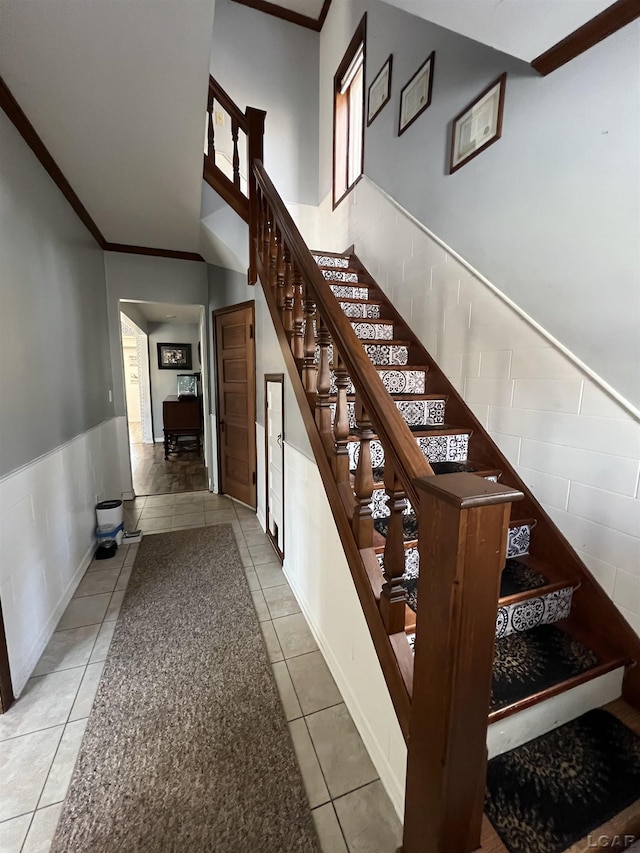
[129,437,207,497]
[0,495,401,852]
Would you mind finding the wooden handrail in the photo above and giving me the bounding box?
[252,160,433,510]
[208,76,249,133]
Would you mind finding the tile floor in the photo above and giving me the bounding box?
[0,492,401,853]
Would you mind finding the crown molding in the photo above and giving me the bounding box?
[230,0,331,31]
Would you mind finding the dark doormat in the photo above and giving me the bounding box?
[485,709,640,853]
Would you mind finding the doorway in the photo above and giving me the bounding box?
[265,375,284,560]
[213,301,257,508]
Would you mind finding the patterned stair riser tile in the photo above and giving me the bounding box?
[497,588,574,639]
[313,341,408,367]
[330,283,369,299]
[350,321,394,340]
[329,368,427,396]
[312,254,350,268]
[329,399,445,431]
[321,269,359,283]
[347,434,470,470]
[507,523,535,558]
[339,301,381,319]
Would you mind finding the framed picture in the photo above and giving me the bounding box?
[449,73,506,174]
[398,51,435,136]
[157,343,192,370]
[367,55,393,126]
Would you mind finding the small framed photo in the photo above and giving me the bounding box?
[398,51,435,136]
[157,343,192,370]
[449,73,506,173]
[367,55,393,126]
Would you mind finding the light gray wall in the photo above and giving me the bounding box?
[0,111,113,478]
[148,321,201,439]
[103,252,208,417]
[211,0,320,206]
[119,302,149,334]
[207,265,312,460]
[320,2,640,405]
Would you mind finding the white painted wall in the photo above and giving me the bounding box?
[315,176,640,634]
[210,0,320,206]
[0,419,122,696]
[319,1,640,406]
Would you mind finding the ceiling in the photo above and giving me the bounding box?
[122,301,203,324]
[379,0,612,62]
[0,0,216,253]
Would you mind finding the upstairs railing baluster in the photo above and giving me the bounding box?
[292,268,304,360]
[231,118,241,190]
[283,248,294,341]
[207,91,215,160]
[276,235,286,314]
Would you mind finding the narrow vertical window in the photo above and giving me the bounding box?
[333,16,366,208]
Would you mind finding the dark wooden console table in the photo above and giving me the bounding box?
[162,396,203,460]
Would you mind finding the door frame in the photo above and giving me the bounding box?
[212,300,257,507]
[264,373,285,562]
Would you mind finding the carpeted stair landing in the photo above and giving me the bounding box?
[50,525,321,853]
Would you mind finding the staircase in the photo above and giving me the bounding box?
[202,83,640,853]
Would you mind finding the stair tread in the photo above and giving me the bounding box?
[489,623,620,716]
[331,393,446,402]
[337,297,384,305]
[348,425,470,441]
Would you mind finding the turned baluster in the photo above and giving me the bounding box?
[315,315,332,436]
[268,225,278,290]
[380,458,409,634]
[283,248,294,341]
[275,236,286,314]
[302,285,318,397]
[332,351,351,485]
[207,90,215,160]
[291,268,304,360]
[262,199,272,263]
[231,118,241,190]
[352,397,374,548]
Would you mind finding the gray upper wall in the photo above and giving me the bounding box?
[211,0,320,206]
[320,2,640,406]
[0,111,113,479]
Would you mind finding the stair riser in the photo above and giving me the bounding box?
[339,302,380,319]
[507,523,533,558]
[322,269,359,284]
[497,588,573,639]
[330,283,369,300]
[350,321,394,340]
[347,433,470,470]
[315,342,408,367]
[330,369,427,395]
[313,254,350,269]
[329,399,446,431]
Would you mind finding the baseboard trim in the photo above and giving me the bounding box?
[283,561,406,819]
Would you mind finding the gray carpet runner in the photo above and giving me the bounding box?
[50,525,321,853]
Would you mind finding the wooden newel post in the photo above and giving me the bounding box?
[400,473,523,853]
[246,109,266,285]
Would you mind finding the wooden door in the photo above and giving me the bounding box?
[214,302,257,507]
[265,375,284,559]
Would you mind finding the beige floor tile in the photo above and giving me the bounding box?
[172,503,205,517]
[305,704,378,799]
[32,626,100,677]
[171,513,205,528]
[68,661,105,721]
[243,531,270,547]
[286,651,342,716]
[254,562,286,589]
[205,509,237,524]
[139,516,173,532]
[21,802,63,853]
[271,662,302,722]
[104,590,125,622]
[123,545,139,566]
[333,781,402,853]
[288,719,330,809]
[144,494,176,507]
[0,726,63,820]
[145,528,172,536]
[73,568,120,598]
[259,621,284,663]
[139,505,174,519]
[116,564,133,591]
[241,554,253,568]
[272,613,318,659]
[249,544,279,565]
[0,813,32,853]
[263,584,300,619]
[57,594,111,631]
[0,669,84,740]
[244,568,260,591]
[312,803,349,853]
[38,719,87,807]
[87,550,126,572]
[88,621,117,664]
[250,589,270,622]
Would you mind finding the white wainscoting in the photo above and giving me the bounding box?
[0,418,123,695]
[316,178,640,635]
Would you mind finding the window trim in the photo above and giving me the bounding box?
[332,14,367,210]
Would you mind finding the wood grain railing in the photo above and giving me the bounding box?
[250,158,525,853]
[203,77,265,247]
